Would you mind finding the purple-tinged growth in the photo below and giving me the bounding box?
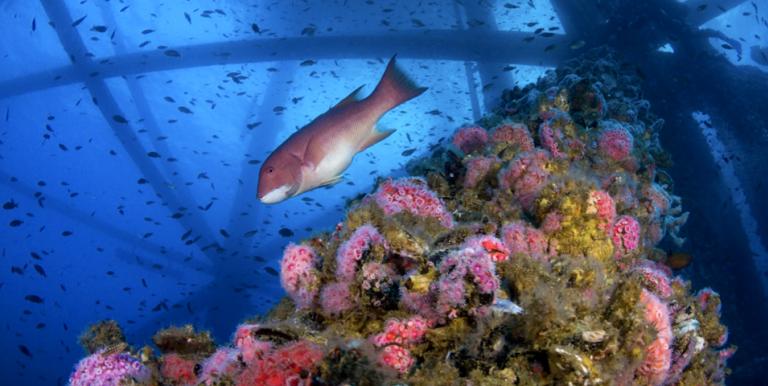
[611,215,641,257]
[320,282,354,315]
[69,349,150,386]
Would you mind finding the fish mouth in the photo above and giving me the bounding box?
[259,185,293,204]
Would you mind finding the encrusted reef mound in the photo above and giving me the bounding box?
[69,53,733,386]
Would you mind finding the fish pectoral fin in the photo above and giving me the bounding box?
[301,161,316,173]
[332,85,366,110]
[286,183,300,196]
[358,127,396,152]
[290,162,316,196]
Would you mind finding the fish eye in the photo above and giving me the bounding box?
[267,167,274,173]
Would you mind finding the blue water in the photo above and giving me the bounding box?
[1,1,767,385]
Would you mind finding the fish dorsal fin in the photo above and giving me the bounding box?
[333,85,365,109]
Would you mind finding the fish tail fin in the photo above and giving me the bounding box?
[371,55,427,112]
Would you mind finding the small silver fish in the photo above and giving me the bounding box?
[491,299,524,315]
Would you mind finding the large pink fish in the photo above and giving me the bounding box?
[257,56,427,204]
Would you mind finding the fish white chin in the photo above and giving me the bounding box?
[259,185,293,204]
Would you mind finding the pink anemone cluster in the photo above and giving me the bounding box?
[235,324,273,363]
[587,190,616,233]
[498,149,551,210]
[69,349,151,386]
[598,125,633,161]
[236,340,324,386]
[611,215,641,257]
[636,289,672,386]
[452,125,488,153]
[372,316,430,347]
[538,119,567,159]
[279,243,321,309]
[319,282,353,315]
[463,234,510,262]
[336,224,389,281]
[631,264,673,299]
[490,122,534,151]
[370,316,430,374]
[320,224,393,315]
[399,235,507,322]
[198,347,240,384]
[501,221,554,261]
[434,243,500,318]
[641,183,671,218]
[196,332,324,386]
[160,353,198,386]
[463,156,499,188]
[696,287,721,316]
[379,345,414,374]
[372,177,454,228]
[361,262,397,292]
[540,211,563,234]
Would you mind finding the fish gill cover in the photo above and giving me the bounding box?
[66,51,733,385]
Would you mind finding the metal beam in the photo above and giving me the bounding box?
[686,0,747,26]
[0,30,570,100]
[113,248,193,284]
[93,1,222,262]
[458,1,514,116]
[184,63,298,336]
[0,170,205,269]
[39,1,219,262]
[549,0,601,37]
[126,210,317,341]
[223,63,296,253]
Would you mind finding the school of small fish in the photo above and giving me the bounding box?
[1,1,763,384]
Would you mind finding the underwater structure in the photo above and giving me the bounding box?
[4,1,768,385]
[67,52,734,385]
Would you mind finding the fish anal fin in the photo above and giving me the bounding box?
[321,174,344,187]
[358,127,396,152]
[333,85,366,109]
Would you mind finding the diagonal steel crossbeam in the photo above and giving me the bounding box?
[222,63,297,254]
[0,170,205,269]
[0,29,570,101]
[549,0,601,37]
[686,0,748,26]
[92,1,222,261]
[187,62,300,334]
[4,1,749,103]
[39,0,219,264]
